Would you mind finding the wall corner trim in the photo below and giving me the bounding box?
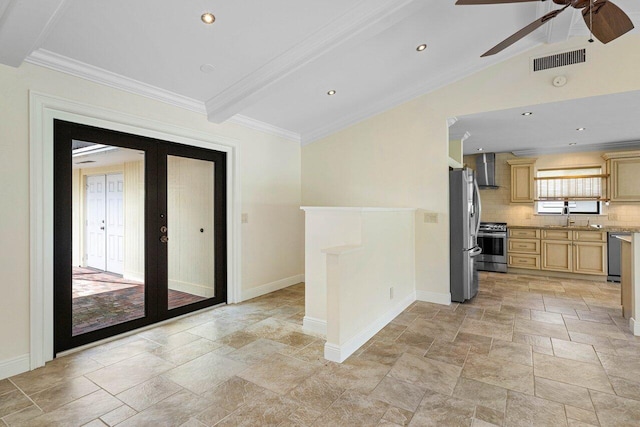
[240,274,305,302]
[302,316,327,336]
[416,290,452,306]
[630,317,640,336]
[324,291,416,363]
[0,354,30,380]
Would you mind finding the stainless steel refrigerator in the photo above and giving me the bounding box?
[449,168,482,302]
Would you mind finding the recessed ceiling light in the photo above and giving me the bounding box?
[477,148,484,152]
[576,127,586,131]
[522,112,533,116]
[327,90,336,96]
[201,13,215,24]
[200,64,215,74]
[569,143,578,146]
[416,44,427,52]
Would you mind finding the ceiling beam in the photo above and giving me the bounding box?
[0,0,69,67]
[204,0,427,124]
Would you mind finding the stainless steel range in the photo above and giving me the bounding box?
[476,222,508,273]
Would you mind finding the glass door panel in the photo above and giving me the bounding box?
[71,142,146,336]
[166,156,215,310]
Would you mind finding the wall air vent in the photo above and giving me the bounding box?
[533,49,586,72]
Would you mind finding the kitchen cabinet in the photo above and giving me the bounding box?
[573,241,607,276]
[540,230,607,276]
[542,240,573,272]
[603,151,640,202]
[507,159,536,203]
[508,228,541,270]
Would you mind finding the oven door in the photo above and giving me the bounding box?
[477,232,507,264]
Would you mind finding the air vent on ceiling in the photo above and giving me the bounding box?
[533,49,586,72]
[75,160,96,164]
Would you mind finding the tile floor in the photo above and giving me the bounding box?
[2,272,640,426]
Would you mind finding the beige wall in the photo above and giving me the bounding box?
[464,151,640,227]
[302,35,640,299]
[0,62,303,364]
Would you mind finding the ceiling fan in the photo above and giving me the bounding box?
[456,0,635,57]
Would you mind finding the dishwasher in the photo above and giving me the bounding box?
[608,232,632,282]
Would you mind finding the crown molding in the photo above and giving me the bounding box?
[204,0,425,123]
[511,140,640,157]
[228,115,301,143]
[25,49,300,142]
[301,41,541,146]
[26,49,207,114]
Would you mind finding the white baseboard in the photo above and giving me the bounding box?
[0,354,30,380]
[241,274,305,302]
[416,290,451,306]
[303,316,327,336]
[324,291,416,363]
[168,280,216,298]
[630,317,640,336]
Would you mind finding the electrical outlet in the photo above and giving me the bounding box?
[389,286,394,299]
[241,213,249,223]
[424,212,438,223]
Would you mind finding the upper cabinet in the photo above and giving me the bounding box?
[603,151,640,202]
[507,158,536,203]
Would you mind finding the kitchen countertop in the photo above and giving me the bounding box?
[508,224,640,233]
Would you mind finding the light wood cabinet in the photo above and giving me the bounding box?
[573,230,606,242]
[509,228,540,239]
[573,242,607,276]
[508,239,540,254]
[603,151,640,202]
[542,240,573,272]
[509,227,607,276]
[508,228,541,270]
[509,254,541,269]
[507,159,537,203]
[542,229,571,241]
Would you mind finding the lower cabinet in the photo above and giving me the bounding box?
[509,229,607,276]
[573,242,607,275]
[541,240,607,276]
[541,240,573,272]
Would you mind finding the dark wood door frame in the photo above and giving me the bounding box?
[53,119,227,353]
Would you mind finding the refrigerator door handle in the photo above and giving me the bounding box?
[468,246,483,257]
[473,176,482,241]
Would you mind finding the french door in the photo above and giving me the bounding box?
[54,120,227,353]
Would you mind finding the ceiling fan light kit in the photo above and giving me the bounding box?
[455,0,634,57]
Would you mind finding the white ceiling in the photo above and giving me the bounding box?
[1,0,639,145]
[452,90,640,156]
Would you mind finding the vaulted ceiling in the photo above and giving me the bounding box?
[1,1,638,144]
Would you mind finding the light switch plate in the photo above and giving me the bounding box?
[424,212,438,223]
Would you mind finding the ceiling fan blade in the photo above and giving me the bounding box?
[583,0,634,44]
[481,7,568,57]
[456,0,540,4]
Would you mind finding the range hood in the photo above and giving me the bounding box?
[475,153,499,188]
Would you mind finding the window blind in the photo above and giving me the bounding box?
[535,167,603,200]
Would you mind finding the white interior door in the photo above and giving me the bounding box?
[86,175,106,270]
[106,173,125,275]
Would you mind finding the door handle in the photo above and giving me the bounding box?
[160,226,168,233]
[160,236,168,243]
[100,226,105,230]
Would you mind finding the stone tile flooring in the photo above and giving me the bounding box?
[3,272,640,426]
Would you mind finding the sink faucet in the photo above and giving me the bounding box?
[563,205,574,227]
